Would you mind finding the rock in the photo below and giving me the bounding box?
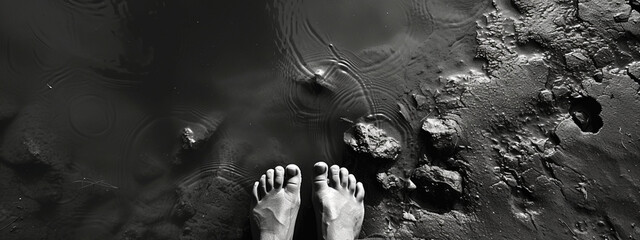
[628,61,640,82]
[502,173,518,188]
[181,127,197,149]
[551,85,571,98]
[406,179,417,190]
[172,200,196,222]
[344,123,401,160]
[593,70,604,82]
[398,103,411,122]
[179,113,225,150]
[412,165,463,195]
[421,117,461,153]
[614,10,631,22]
[564,49,593,70]
[402,212,417,222]
[376,172,404,190]
[592,47,615,68]
[538,89,554,103]
[412,93,429,110]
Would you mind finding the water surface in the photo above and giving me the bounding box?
[0,0,491,238]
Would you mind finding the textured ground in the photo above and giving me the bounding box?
[1,0,640,239]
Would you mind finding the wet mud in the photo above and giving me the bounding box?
[1,0,640,239]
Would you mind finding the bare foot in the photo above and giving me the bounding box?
[251,165,302,240]
[312,162,365,240]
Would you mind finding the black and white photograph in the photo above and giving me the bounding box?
[0,0,639,239]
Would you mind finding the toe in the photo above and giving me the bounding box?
[348,174,356,193]
[266,169,274,192]
[355,182,365,202]
[274,166,285,189]
[259,174,267,198]
[313,162,329,191]
[339,168,349,188]
[252,181,260,202]
[284,164,302,194]
[329,165,341,188]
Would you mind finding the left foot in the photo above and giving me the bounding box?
[251,164,302,240]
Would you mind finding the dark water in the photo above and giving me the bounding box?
[0,0,491,239]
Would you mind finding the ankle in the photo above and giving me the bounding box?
[322,223,357,240]
[325,229,356,240]
[259,226,294,240]
[259,232,279,240]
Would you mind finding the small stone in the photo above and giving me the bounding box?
[627,61,640,82]
[398,103,411,122]
[181,127,197,149]
[406,179,417,190]
[172,200,196,222]
[376,172,403,190]
[572,111,589,127]
[538,89,554,103]
[593,70,603,82]
[592,47,614,68]
[552,85,570,98]
[614,11,631,22]
[402,212,417,222]
[344,123,401,160]
[412,94,429,110]
[503,174,518,188]
[412,165,463,195]
[564,50,593,70]
[421,117,461,154]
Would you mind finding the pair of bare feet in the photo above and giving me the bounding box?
[250,162,365,240]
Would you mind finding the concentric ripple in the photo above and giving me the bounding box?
[68,94,113,137]
[272,0,491,164]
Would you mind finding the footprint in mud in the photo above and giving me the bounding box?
[569,97,604,133]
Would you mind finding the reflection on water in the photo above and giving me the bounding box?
[0,0,491,239]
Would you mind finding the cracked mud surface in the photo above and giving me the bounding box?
[1,0,640,239]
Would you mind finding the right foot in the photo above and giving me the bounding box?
[312,162,365,240]
[251,165,302,240]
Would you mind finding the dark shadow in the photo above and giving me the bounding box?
[569,97,603,133]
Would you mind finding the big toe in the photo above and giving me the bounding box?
[284,164,302,194]
[313,161,329,191]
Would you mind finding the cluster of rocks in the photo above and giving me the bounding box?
[376,172,416,191]
[415,116,465,202]
[343,116,465,204]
